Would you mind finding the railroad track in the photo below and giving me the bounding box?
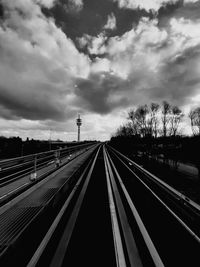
[0,144,99,266]
[106,145,200,266]
[0,144,200,266]
[0,143,95,187]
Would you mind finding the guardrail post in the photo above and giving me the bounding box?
[55,149,61,168]
[30,155,37,181]
[67,149,72,160]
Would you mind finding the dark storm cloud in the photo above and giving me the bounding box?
[42,0,152,49]
[157,0,183,27]
[75,72,129,114]
[0,82,69,121]
[172,1,200,20]
[0,2,4,18]
[158,1,200,28]
[148,45,200,105]
[158,1,183,17]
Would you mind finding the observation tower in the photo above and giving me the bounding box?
[76,114,82,142]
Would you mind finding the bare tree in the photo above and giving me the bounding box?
[115,122,135,137]
[169,106,184,136]
[161,101,171,137]
[127,109,139,136]
[135,105,149,137]
[149,102,160,138]
[189,107,200,135]
[128,105,151,137]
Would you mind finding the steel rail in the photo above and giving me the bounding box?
[0,146,96,206]
[27,149,97,267]
[105,146,165,267]
[0,145,94,187]
[103,147,126,267]
[108,145,200,213]
[0,144,93,176]
[0,154,54,173]
[108,146,200,244]
[0,142,94,163]
[0,143,95,170]
[0,156,53,182]
[103,146,143,267]
[49,145,101,267]
[0,145,99,267]
[0,157,55,187]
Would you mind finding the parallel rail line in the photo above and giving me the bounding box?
[0,145,99,266]
[0,144,199,266]
[108,145,200,236]
[0,143,95,186]
[0,144,97,208]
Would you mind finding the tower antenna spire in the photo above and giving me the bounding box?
[76,113,82,142]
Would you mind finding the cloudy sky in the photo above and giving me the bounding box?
[0,0,200,141]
